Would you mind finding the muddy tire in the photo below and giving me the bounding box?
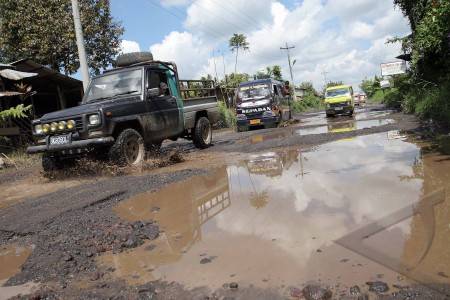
[147,142,162,156]
[116,52,153,67]
[42,154,63,173]
[326,113,333,118]
[109,129,145,166]
[193,117,212,149]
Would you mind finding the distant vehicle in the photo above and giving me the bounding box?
[27,52,219,171]
[353,93,361,106]
[359,93,367,104]
[324,85,354,117]
[235,79,291,132]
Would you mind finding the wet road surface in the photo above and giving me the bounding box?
[1,105,449,299]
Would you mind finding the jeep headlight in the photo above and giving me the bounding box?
[50,122,58,132]
[34,124,43,135]
[42,124,50,134]
[67,120,76,130]
[58,121,67,131]
[88,114,100,126]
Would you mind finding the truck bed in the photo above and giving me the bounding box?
[179,79,220,129]
[182,96,219,130]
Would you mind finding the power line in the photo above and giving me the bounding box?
[208,0,261,30]
[189,1,247,35]
[280,42,296,120]
[145,0,225,40]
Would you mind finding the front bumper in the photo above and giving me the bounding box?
[326,104,353,115]
[27,136,115,154]
[237,115,278,128]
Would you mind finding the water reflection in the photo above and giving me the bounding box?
[103,132,450,292]
[296,118,395,136]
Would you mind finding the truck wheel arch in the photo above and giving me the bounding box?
[112,120,144,138]
[195,110,208,122]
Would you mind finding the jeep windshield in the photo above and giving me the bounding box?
[238,84,270,101]
[326,88,350,98]
[85,69,143,103]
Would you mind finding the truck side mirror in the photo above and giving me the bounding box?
[147,87,160,99]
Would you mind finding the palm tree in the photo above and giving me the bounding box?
[229,33,249,74]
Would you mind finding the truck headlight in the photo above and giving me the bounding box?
[58,121,67,131]
[50,122,58,132]
[237,114,247,120]
[67,120,76,130]
[263,110,275,117]
[88,114,100,126]
[34,124,43,135]
[43,124,50,134]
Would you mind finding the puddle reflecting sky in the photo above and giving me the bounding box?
[296,118,396,136]
[103,132,450,292]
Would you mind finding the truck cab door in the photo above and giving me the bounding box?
[145,69,181,141]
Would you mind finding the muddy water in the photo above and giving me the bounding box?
[0,244,37,300]
[103,132,450,295]
[296,118,395,136]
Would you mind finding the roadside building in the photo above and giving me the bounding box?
[0,59,83,140]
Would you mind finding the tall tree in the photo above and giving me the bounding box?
[271,65,282,81]
[263,65,282,81]
[229,33,249,74]
[0,0,123,75]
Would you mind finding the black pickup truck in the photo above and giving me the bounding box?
[27,53,219,171]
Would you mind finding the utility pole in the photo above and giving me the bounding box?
[212,49,218,83]
[280,42,295,119]
[71,0,90,91]
[321,69,329,88]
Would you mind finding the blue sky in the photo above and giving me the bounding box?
[109,0,410,89]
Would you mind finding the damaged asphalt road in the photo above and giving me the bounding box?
[1,105,450,299]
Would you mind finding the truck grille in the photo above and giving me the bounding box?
[74,117,83,131]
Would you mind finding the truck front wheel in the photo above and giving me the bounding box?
[193,117,212,149]
[42,154,64,173]
[109,129,145,166]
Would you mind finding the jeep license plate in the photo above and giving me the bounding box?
[250,119,261,125]
[49,135,70,146]
[335,107,343,111]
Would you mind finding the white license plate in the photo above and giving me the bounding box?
[334,107,343,111]
[49,135,70,145]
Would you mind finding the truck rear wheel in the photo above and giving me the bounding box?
[193,117,212,149]
[109,129,145,166]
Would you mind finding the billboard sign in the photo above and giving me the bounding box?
[380,80,391,89]
[381,61,407,76]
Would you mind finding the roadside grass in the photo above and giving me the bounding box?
[292,95,325,113]
[0,149,40,170]
[369,90,385,104]
[217,100,236,129]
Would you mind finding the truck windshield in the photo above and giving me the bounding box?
[85,69,142,102]
[326,88,350,98]
[238,84,270,101]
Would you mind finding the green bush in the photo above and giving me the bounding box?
[217,100,236,128]
[292,94,324,113]
[370,90,385,104]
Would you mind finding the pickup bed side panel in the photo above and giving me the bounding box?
[183,96,219,129]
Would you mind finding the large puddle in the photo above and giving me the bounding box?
[296,118,395,136]
[0,244,37,300]
[101,132,450,295]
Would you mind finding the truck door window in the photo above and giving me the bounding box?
[147,70,171,96]
[273,85,279,96]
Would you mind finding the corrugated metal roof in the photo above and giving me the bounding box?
[11,59,82,89]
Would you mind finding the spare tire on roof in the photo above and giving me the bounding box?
[116,52,154,67]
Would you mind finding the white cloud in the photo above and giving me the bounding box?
[148,0,410,88]
[120,40,141,54]
[160,0,191,7]
[150,31,210,78]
